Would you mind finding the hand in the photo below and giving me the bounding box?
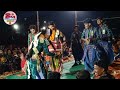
[81,38,90,44]
[85,38,90,45]
[25,53,30,60]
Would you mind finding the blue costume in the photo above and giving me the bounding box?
[97,23,114,64]
[81,18,100,73]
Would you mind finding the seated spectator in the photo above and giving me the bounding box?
[62,48,69,62]
[48,72,61,79]
[112,43,119,55]
[99,75,115,79]
[20,52,27,75]
[12,51,21,72]
[76,70,91,79]
[94,60,115,79]
[0,50,7,74]
[6,49,13,72]
[0,46,28,76]
[116,40,120,57]
[0,62,2,75]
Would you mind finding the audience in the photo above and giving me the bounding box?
[93,60,115,79]
[0,45,27,75]
[48,72,61,79]
[76,70,91,79]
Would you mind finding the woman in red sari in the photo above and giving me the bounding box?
[20,53,27,75]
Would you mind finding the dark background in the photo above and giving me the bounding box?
[0,11,120,46]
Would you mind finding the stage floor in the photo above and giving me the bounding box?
[3,59,120,79]
[4,60,85,79]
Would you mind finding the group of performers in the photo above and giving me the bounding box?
[26,21,66,79]
[81,17,114,74]
[25,17,115,79]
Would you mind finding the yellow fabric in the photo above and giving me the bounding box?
[1,57,7,63]
[32,54,40,60]
[33,47,39,54]
[49,30,56,41]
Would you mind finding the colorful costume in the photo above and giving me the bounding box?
[47,28,65,73]
[27,32,55,79]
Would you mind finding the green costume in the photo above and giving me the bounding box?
[28,32,55,79]
[27,33,36,79]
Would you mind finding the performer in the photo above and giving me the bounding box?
[26,28,55,79]
[27,25,38,79]
[28,25,38,47]
[81,18,99,73]
[47,21,66,73]
[70,25,83,67]
[96,17,114,65]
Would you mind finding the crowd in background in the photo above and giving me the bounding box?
[0,45,27,75]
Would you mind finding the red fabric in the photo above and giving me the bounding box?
[21,58,26,68]
[51,41,62,49]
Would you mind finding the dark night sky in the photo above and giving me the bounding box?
[0,11,120,46]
